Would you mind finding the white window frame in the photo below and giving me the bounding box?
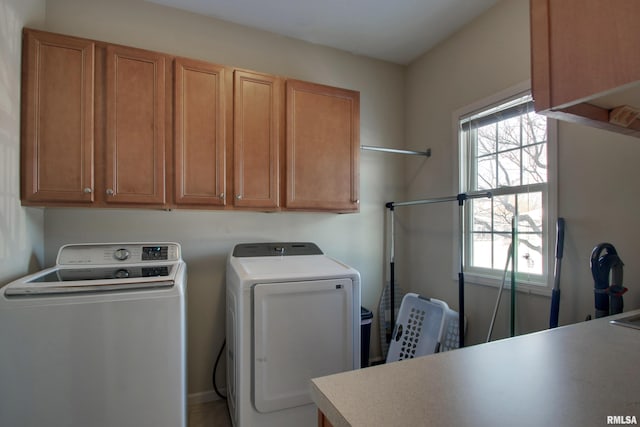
[452,81,557,295]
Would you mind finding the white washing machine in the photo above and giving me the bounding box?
[226,242,360,427]
[0,243,187,427]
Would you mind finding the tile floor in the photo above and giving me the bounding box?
[188,399,231,427]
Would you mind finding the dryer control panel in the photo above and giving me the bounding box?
[232,242,323,257]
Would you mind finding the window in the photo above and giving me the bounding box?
[458,88,555,288]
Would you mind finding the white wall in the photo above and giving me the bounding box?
[0,0,45,286]
[403,0,640,345]
[41,0,406,397]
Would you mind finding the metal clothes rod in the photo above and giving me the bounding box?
[386,190,492,208]
[361,145,432,157]
[385,190,492,350]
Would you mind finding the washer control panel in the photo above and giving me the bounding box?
[141,245,169,261]
[57,243,181,265]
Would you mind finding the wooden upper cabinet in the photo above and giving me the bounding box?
[233,70,282,209]
[531,0,640,137]
[174,58,227,206]
[285,80,360,212]
[20,29,361,213]
[21,29,95,203]
[105,45,166,205]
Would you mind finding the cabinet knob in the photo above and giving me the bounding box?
[83,187,92,194]
[236,195,242,200]
[219,193,224,199]
[106,189,114,196]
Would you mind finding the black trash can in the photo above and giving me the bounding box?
[360,306,373,368]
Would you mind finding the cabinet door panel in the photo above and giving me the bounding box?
[105,46,165,204]
[22,30,94,203]
[174,58,226,206]
[531,0,640,137]
[286,80,359,212]
[234,70,281,209]
[547,0,640,108]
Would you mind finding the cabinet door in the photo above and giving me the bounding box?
[234,70,282,209]
[174,58,226,206]
[531,0,640,136]
[105,45,166,205]
[532,0,640,110]
[21,30,95,203]
[285,80,359,212]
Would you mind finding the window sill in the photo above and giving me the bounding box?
[461,273,552,298]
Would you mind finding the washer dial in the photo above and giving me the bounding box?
[113,248,130,261]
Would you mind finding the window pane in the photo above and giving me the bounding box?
[497,149,521,187]
[517,192,542,233]
[493,195,516,232]
[517,192,542,275]
[523,144,547,184]
[517,233,542,275]
[524,112,546,145]
[476,155,496,190]
[471,198,492,232]
[477,123,496,156]
[493,232,512,271]
[471,232,492,269]
[497,116,521,151]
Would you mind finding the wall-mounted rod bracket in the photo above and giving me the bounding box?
[361,145,431,157]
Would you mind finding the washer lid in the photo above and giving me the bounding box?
[30,265,172,282]
[3,264,180,297]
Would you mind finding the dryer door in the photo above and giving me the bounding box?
[253,278,354,413]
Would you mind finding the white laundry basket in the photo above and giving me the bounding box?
[386,293,462,363]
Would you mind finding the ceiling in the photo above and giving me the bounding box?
[145,0,500,64]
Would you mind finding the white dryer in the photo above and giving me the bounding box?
[226,242,360,427]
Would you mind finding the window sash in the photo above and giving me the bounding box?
[465,186,546,280]
[460,99,535,132]
[459,95,548,285]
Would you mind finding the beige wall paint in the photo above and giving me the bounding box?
[0,0,45,285]
[41,0,406,398]
[404,0,640,344]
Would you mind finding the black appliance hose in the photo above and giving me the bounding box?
[212,339,226,400]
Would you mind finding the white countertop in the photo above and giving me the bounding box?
[311,310,640,427]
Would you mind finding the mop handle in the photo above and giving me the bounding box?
[549,218,565,328]
[486,243,512,342]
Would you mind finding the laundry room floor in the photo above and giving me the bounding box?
[188,400,231,427]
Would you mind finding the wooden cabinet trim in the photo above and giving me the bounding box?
[21,29,95,203]
[529,0,551,112]
[285,79,360,212]
[233,70,282,209]
[104,45,166,205]
[174,57,227,206]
